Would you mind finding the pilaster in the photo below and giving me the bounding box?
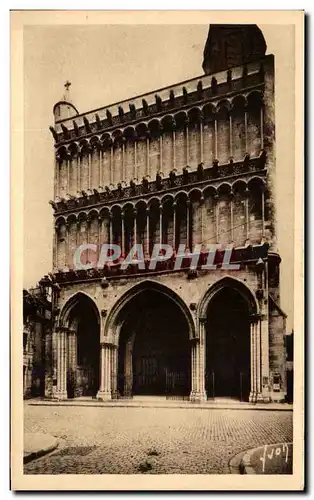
[97,343,112,401]
[55,327,68,400]
[190,318,207,402]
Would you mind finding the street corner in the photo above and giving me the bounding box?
[24,432,59,464]
[242,442,293,475]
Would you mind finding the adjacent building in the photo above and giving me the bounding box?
[23,288,52,398]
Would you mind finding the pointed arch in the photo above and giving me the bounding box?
[105,280,196,343]
[59,291,100,328]
[198,276,259,319]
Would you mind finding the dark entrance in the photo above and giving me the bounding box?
[118,289,191,397]
[205,287,250,401]
[67,294,100,398]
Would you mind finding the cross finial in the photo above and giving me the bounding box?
[64,80,71,91]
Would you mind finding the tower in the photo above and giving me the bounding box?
[202,24,267,75]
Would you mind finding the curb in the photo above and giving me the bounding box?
[28,401,293,411]
[241,442,293,475]
[24,439,58,464]
[228,450,247,474]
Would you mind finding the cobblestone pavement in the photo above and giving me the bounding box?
[24,403,293,474]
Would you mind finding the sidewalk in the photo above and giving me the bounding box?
[229,442,293,474]
[24,433,58,464]
[28,397,293,411]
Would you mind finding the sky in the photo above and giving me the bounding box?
[23,23,295,330]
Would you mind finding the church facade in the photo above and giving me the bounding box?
[41,25,287,404]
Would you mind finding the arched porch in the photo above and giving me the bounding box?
[197,277,270,403]
[98,280,197,401]
[55,292,100,400]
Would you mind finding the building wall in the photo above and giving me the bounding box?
[55,96,263,198]
[47,52,288,403]
[56,269,260,341]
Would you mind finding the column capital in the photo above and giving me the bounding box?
[249,313,262,324]
[100,341,114,348]
[55,326,69,334]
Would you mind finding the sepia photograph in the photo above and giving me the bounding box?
[11,10,304,491]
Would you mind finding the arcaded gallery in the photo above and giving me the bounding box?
[40,25,288,404]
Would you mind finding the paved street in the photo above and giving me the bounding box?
[24,402,293,474]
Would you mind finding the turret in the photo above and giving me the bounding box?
[53,80,79,123]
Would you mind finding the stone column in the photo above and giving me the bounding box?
[121,212,125,257]
[230,191,234,242]
[55,328,68,400]
[244,188,250,240]
[199,319,207,400]
[44,329,53,398]
[255,321,263,402]
[228,114,232,158]
[97,343,112,401]
[133,208,137,246]
[214,118,218,159]
[124,340,133,398]
[88,151,92,190]
[186,200,190,250]
[200,119,204,163]
[111,346,118,399]
[172,129,176,170]
[146,137,150,177]
[190,341,200,401]
[134,141,137,180]
[99,149,103,188]
[200,196,205,245]
[261,187,265,238]
[53,224,58,271]
[109,213,113,246]
[249,315,264,403]
[260,107,264,150]
[52,329,58,387]
[185,123,189,164]
[54,155,59,199]
[146,208,150,257]
[249,319,256,402]
[67,157,70,195]
[159,135,163,174]
[65,222,70,269]
[159,204,163,246]
[122,141,125,182]
[173,201,177,250]
[260,307,271,402]
[67,329,77,398]
[190,343,196,399]
[77,155,81,193]
[190,319,207,402]
[244,110,248,152]
[215,195,219,244]
[110,146,114,184]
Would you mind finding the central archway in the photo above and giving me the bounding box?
[116,287,192,398]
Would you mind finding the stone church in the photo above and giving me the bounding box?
[40,24,287,403]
